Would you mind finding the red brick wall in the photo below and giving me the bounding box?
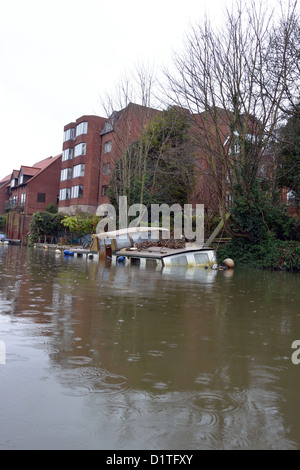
[0,184,9,214]
[190,111,230,211]
[6,212,32,241]
[98,104,160,205]
[25,156,62,215]
[59,115,106,213]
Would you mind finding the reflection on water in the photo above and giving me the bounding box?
[0,246,300,449]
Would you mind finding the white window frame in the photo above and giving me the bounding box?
[73,164,85,178]
[62,148,73,162]
[104,141,112,153]
[76,121,88,137]
[59,188,71,201]
[71,185,83,199]
[74,143,86,157]
[103,121,113,133]
[63,128,75,142]
[60,168,72,181]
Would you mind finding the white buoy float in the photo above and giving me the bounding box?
[223,258,235,269]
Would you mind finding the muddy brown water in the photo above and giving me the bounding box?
[0,245,300,450]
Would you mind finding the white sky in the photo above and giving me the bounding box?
[0,0,279,181]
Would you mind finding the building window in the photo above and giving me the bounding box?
[11,179,15,188]
[19,173,24,185]
[104,141,112,153]
[20,193,26,205]
[229,143,240,155]
[71,185,83,199]
[74,143,86,157]
[12,196,17,206]
[103,163,111,175]
[101,185,108,196]
[103,121,113,134]
[73,164,85,178]
[59,188,71,201]
[62,148,73,161]
[37,193,46,203]
[76,121,88,137]
[60,168,72,181]
[287,190,296,205]
[63,128,75,142]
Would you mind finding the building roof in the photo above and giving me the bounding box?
[11,170,19,179]
[33,155,60,170]
[0,174,10,186]
[5,155,62,189]
[27,155,62,184]
[19,166,40,177]
[100,102,160,136]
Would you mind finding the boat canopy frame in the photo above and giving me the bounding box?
[96,226,170,240]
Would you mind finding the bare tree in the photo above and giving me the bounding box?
[269,0,300,117]
[99,62,160,211]
[163,0,298,234]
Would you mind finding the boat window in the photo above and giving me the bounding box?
[194,253,209,265]
[170,255,188,267]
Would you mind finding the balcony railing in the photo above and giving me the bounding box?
[4,201,25,212]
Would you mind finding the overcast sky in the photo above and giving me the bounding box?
[0,0,279,181]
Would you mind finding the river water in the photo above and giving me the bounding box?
[0,245,300,450]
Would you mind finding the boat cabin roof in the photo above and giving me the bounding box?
[116,243,213,259]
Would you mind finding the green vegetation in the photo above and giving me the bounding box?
[216,104,300,272]
[28,212,100,246]
[216,184,300,271]
[277,104,300,213]
[217,236,300,272]
[107,107,195,213]
[46,202,58,214]
[28,211,65,245]
[0,214,6,233]
[60,214,100,240]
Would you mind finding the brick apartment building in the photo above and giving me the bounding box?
[189,108,280,214]
[0,103,161,241]
[97,103,159,206]
[1,101,287,242]
[59,115,106,215]
[57,103,281,217]
[4,155,62,241]
[58,103,159,215]
[0,174,10,214]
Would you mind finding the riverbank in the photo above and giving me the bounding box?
[34,242,100,260]
[216,237,300,272]
[33,236,300,272]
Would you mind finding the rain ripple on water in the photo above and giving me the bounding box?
[55,358,129,397]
